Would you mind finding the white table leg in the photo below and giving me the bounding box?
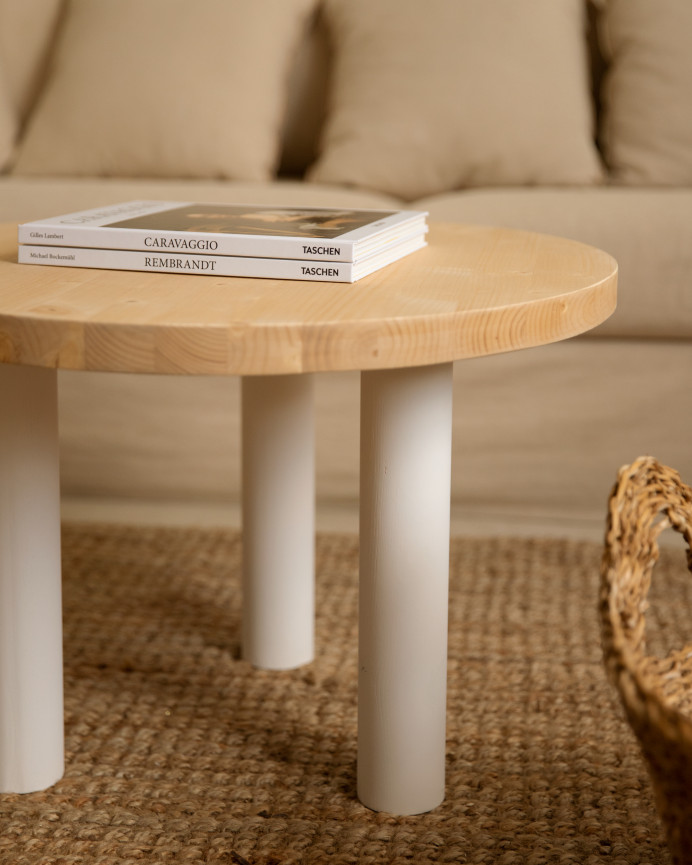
[0,364,64,793]
[359,363,453,814]
[241,374,315,670]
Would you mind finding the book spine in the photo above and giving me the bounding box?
[17,225,357,262]
[17,245,357,282]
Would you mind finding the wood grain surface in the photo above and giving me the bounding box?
[0,222,617,375]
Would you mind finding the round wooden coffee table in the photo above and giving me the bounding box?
[0,221,617,813]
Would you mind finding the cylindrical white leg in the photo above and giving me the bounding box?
[0,363,64,793]
[359,363,453,814]
[241,374,315,670]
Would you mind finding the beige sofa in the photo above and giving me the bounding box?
[1,0,691,538]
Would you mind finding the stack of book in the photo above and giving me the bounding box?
[17,201,429,283]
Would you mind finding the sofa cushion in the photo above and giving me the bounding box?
[12,0,316,180]
[0,70,14,171]
[279,5,330,177]
[0,176,403,226]
[598,0,692,185]
[415,186,692,340]
[0,0,63,123]
[308,0,603,200]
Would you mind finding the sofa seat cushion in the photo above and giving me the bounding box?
[11,0,317,181]
[0,176,403,226]
[3,177,690,342]
[417,187,692,340]
[308,0,603,200]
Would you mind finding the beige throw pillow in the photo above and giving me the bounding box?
[598,0,692,185]
[0,0,64,124]
[13,0,316,180]
[308,0,603,200]
[0,71,16,171]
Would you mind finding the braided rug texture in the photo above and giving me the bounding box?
[0,523,685,865]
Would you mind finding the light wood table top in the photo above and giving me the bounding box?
[0,221,617,375]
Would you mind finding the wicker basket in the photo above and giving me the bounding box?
[601,456,692,864]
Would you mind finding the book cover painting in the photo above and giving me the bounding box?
[107,204,399,240]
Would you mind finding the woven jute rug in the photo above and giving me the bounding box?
[1,523,687,865]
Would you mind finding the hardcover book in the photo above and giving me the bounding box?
[18,201,428,263]
[17,233,428,283]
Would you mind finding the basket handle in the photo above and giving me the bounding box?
[601,456,692,661]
